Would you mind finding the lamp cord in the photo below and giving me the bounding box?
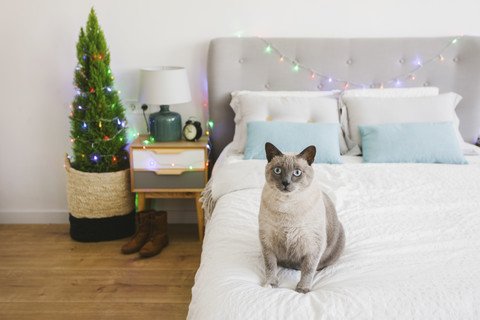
[141,104,149,133]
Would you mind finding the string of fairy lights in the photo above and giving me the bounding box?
[258,35,463,90]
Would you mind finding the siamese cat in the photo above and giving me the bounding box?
[258,142,345,293]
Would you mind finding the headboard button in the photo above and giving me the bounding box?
[238,58,244,64]
[453,57,459,63]
[346,59,352,65]
[265,83,270,89]
[423,82,430,87]
[399,58,405,64]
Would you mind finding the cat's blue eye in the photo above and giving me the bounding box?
[293,169,302,177]
[273,167,282,175]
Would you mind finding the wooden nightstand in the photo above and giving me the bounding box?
[129,135,209,242]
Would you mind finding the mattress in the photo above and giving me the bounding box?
[188,153,480,319]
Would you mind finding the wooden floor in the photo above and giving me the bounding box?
[0,224,202,320]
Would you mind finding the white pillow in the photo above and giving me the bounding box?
[229,91,347,155]
[340,87,440,154]
[342,92,464,149]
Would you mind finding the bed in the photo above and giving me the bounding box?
[187,37,480,319]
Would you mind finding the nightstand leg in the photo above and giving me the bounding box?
[195,192,204,243]
[137,193,146,211]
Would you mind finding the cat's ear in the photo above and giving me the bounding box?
[298,145,316,166]
[265,142,283,162]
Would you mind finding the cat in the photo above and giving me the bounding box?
[258,142,345,293]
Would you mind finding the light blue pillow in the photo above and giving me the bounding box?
[359,122,468,164]
[243,121,342,164]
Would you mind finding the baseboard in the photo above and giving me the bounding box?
[0,210,70,224]
[0,210,197,224]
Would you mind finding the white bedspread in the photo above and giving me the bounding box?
[188,156,480,320]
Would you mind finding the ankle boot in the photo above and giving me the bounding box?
[139,211,169,257]
[121,210,154,254]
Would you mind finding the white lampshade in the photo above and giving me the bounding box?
[139,66,191,105]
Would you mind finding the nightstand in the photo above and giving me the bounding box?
[129,135,209,242]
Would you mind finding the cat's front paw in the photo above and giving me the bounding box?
[295,285,310,294]
[262,278,279,289]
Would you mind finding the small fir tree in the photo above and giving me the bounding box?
[69,8,129,172]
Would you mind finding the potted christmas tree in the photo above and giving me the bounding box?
[65,8,135,242]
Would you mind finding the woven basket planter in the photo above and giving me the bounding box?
[65,155,135,242]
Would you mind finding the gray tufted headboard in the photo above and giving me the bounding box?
[207,36,480,166]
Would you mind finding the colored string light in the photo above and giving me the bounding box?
[67,152,127,164]
[71,127,127,145]
[258,35,463,90]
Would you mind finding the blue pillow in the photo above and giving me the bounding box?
[358,122,467,164]
[243,121,342,164]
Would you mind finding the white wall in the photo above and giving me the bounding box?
[1,0,479,223]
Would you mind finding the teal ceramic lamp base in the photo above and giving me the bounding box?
[149,105,182,142]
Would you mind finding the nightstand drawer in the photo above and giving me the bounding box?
[132,149,205,170]
[132,170,205,190]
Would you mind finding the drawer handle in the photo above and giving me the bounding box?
[154,169,188,175]
[150,149,184,154]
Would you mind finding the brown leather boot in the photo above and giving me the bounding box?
[121,210,154,254]
[139,211,169,257]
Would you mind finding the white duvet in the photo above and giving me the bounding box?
[188,155,480,320]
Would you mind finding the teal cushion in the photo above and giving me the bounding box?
[359,122,467,164]
[243,121,342,164]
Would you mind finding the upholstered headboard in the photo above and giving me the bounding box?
[207,36,480,165]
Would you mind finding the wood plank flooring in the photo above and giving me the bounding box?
[0,224,202,320]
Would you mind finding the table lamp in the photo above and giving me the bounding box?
[139,66,191,142]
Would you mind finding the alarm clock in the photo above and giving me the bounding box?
[183,120,202,141]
